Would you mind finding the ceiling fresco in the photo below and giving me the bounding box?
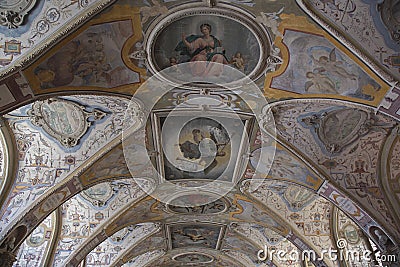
[231,222,303,266]
[13,211,57,267]
[0,0,115,79]
[264,99,400,241]
[84,222,160,267]
[0,0,399,267]
[332,207,375,267]
[297,0,400,82]
[0,95,130,241]
[53,179,149,266]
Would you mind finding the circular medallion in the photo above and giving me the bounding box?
[173,252,214,264]
[167,194,228,214]
[343,223,360,244]
[27,225,45,247]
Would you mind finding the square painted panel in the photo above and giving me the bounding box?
[168,224,224,249]
[153,113,251,182]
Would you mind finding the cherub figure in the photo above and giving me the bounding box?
[312,48,358,80]
[231,52,245,72]
[140,0,168,25]
[169,56,178,66]
[305,71,338,94]
[168,56,181,72]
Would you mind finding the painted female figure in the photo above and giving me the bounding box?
[175,23,228,76]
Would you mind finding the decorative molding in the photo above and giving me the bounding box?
[0,249,16,267]
[0,0,37,29]
[379,125,400,224]
[43,208,61,267]
[0,72,33,115]
[172,252,214,264]
[0,117,17,217]
[378,83,400,121]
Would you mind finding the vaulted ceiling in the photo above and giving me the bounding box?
[0,0,399,267]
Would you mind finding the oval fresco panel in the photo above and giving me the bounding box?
[81,182,114,207]
[28,98,106,147]
[343,223,360,245]
[167,194,228,214]
[27,225,45,247]
[40,100,85,136]
[173,252,214,264]
[145,5,269,83]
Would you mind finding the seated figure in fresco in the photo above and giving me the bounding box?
[175,23,228,76]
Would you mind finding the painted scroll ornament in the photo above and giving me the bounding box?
[28,98,106,147]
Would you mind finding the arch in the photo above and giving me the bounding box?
[261,98,400,244]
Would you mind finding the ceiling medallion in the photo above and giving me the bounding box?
[166,194,229,214]
[172,252,214,264]
[81,182,114,208]
[144,2,271,85]
[341,223,361,245]
[26,222,51,247]
[28,98,107,147]
[301,108,373,153]
[0,0,37,28]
